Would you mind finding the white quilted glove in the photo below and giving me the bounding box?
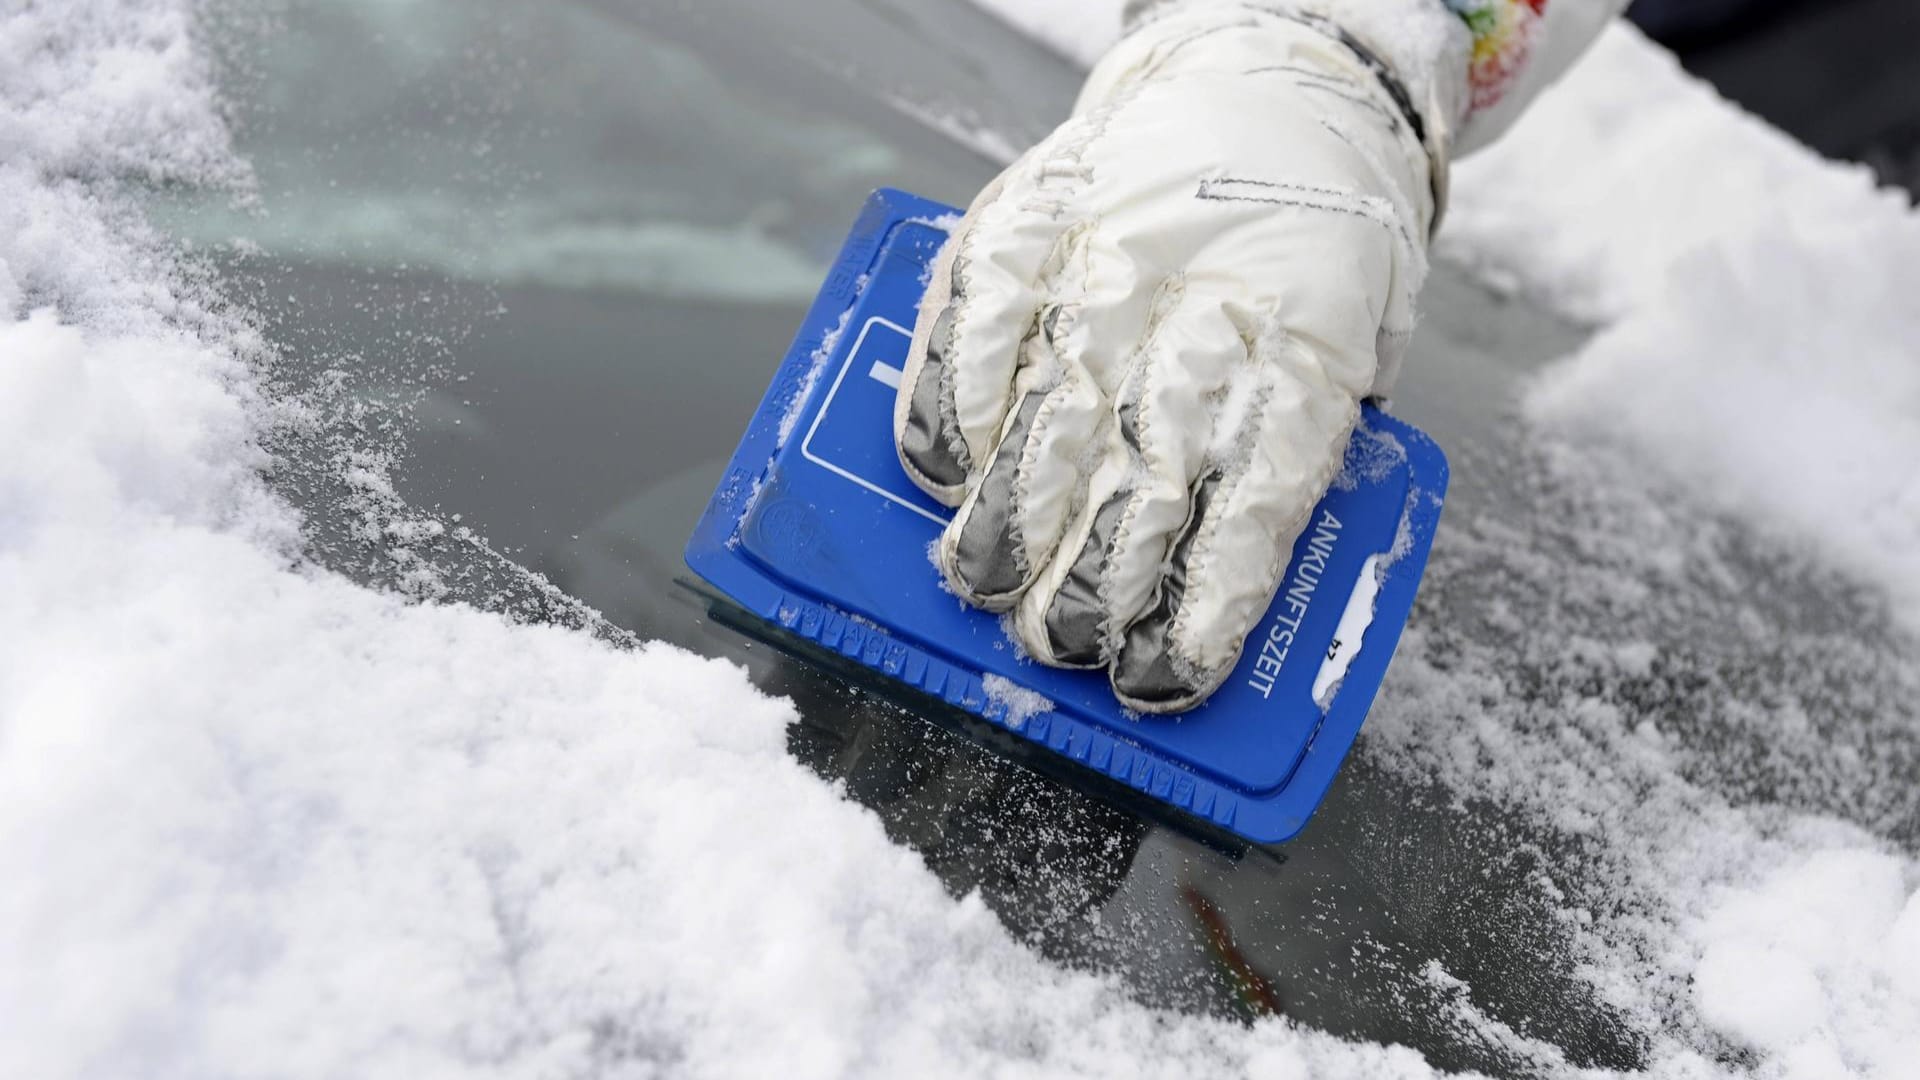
[894,2,1464,712]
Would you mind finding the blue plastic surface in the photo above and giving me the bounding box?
[684,190,1448,844]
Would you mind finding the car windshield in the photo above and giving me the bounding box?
[145,1,1918,1074]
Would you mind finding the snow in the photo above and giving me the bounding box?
[962,0,1122,67]
[7,0,1920,1077]
[1422,25,1920,1078]
[1688,847,1920,1071]
[776,306,853,448]
[0,5,1443,1078]
[886,94,1026,166]
[1445,28,1920,633]
[983,673,1056,727]
[972,2,1920,1076]
[1432,34,1920,1067]
[177,195,828,301]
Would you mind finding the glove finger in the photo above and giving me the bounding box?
[1011,433,1129,667]
[895,163,1070,504]
[938,306,1105,609]
[1111,345,1361,712]
[1021,284,1246,668]
[1004,222,1160,666]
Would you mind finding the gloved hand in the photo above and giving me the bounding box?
[894,2,1459,712]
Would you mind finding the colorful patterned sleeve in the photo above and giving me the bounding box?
[1120,0,1630,152]
[1442,0,1630,152]
[1442,0,1548,111]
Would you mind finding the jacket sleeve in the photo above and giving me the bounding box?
[1122,0,1631,155]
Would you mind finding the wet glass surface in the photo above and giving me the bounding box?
[165,0,1918,1072]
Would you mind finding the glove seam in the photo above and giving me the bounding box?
[1182,394,1357,680]
[1098,278,1187,665]
[1038,43,1169,207]
[1008,383,1069,589]
[1251,65,1399,128]
[1311,110,1431,315]
[1283,11,1427,147]
[1128,4,1427,143]
[1013,231,1097,598]
[1168,371,1277,682]
[1270,7,1446,236]
[1196,176,1414,262]
[1194,175,1424,328]
[931,260,975,479]
[1125,0,1455,235]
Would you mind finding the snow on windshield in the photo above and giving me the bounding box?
[3,2,1916,1079]
[983,0,1920,1073]
[0,5,1444,1077]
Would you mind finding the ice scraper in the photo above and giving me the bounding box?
[684,190,1446,846]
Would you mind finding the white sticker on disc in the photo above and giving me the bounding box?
[1312,554,1384,707]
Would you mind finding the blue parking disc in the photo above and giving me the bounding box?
[685,189,1447,844]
